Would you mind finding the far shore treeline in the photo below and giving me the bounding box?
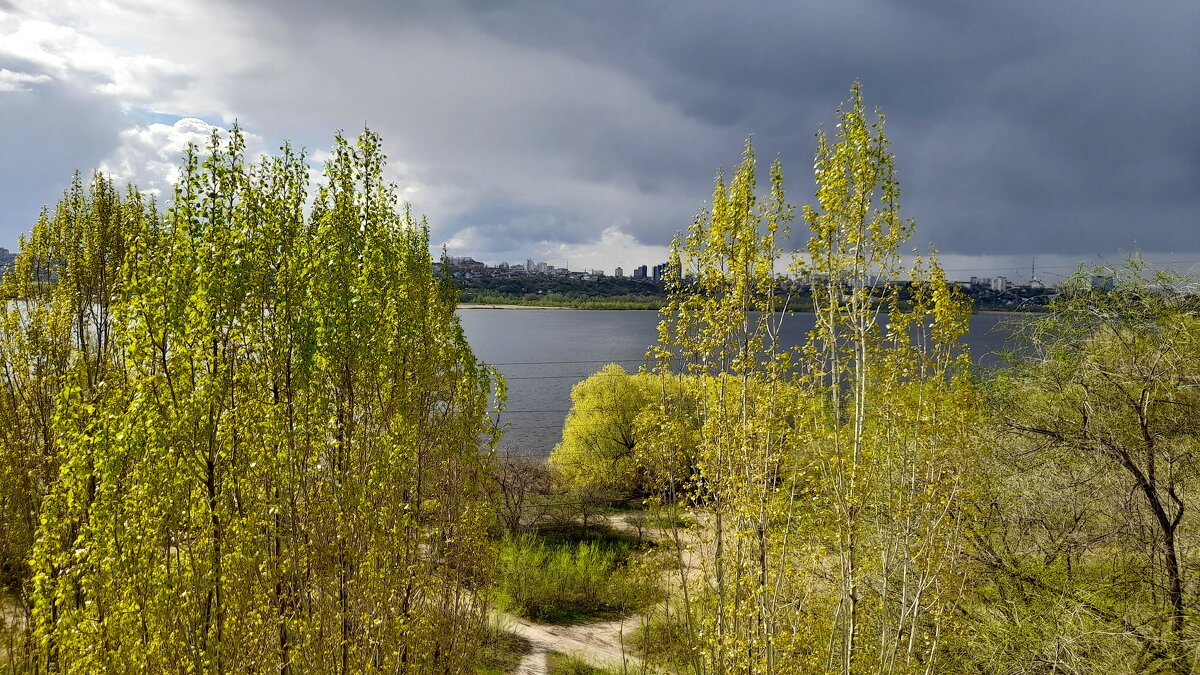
[3,85,1200,673]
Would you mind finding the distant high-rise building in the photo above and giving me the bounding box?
[990,276,1008,293]
[652,262,668,282]
[633,264,648,279]
[614,266,623,278]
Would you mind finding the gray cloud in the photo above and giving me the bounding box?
[1,0,1196,275]
[0,73,124,236]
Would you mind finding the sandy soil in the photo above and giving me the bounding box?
[513,648,548,674]
[504,613,642,673]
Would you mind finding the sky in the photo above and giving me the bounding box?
[1,0,1197,283]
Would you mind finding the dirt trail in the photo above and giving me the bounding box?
[513,648,548,674]
[505,612,642,672]
[501,512,705,673]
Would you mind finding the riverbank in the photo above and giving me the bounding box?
[459,298,664,310]
[460,303,575,310]
[460,301,1037,315]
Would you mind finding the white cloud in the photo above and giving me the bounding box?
[448,225,671,274]
[0,67,50,91]
[99,118,267,197]
[0,0,260,115]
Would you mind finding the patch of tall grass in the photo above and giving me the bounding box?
[546,652,622,674]
[628,608,696,669]
[496,530,656,624]
[474,613,532,674]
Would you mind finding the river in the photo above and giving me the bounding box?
[458,308,1021,458]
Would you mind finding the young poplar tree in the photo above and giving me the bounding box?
[798,83,975,674]
[0,172,147,668]
[647,139,797,673]
[28,128,502,674]
[641,84,976,675]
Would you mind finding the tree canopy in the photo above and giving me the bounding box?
[0,128,503,673]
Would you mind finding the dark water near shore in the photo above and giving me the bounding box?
[458,309,1020,457]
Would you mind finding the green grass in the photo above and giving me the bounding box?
[495,525,657,624]
[474,622,532,674]
[628,610,696,669]
[546,652,623,674]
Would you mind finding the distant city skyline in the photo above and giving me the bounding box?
[448,250,1200,286]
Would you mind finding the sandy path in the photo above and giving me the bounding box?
[504,612,642,672]
[514,649,548,674]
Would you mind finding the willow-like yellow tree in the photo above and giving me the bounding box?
[29,128,501,674]
[549,364,658,509]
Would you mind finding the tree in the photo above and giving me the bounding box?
[492,448,553,533]
[799,83,976,674]
[27,128,504,673]
[548,364,657,508]
[0,172,146,669]
[646,137,796,673]
[639,84,977,675]
[972,258,1200,672]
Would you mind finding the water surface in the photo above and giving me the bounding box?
[459,309,1020,457]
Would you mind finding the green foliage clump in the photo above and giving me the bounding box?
[963,257,1200,672]
[496,529,656,624]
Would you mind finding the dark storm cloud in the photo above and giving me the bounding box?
[4,0,1196,267]
[442,0,1200,256]
[0,73,124,236]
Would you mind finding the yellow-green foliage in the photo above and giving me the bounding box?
[0,172,148,669]
[548,364,657,500]
[639,84,980,674]
[2,129,503,673]
[496,531,655,624]
[966,259,1200,672]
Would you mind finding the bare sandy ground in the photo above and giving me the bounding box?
[505,612,643,672]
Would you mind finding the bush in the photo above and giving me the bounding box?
[496,530,656,624]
